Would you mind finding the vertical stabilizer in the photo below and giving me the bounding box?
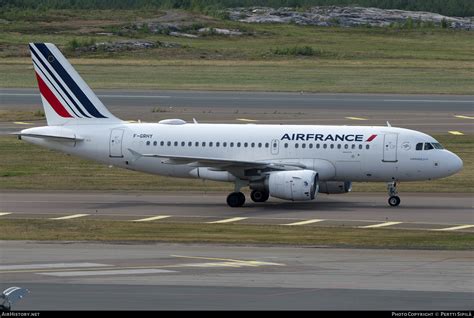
[29,43,121,125]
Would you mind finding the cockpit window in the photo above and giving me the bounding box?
[432,143,444,149]
[424,142,434,150]
[416,143,423,151]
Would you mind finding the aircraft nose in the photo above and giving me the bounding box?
[447,152,463,175]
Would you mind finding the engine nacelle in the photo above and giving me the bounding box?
[268,170,319,201]
[318,181,352,194]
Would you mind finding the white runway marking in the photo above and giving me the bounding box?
[98,94,171,99]
[345,117,367,121]
[40,269,176,277]
[283,219,324,226]
[454,115,474,120]
[236,118,259,122]
[50,214,89,220]
[207,217,248,224]
[13,122,33,125]
[360,221,402,229]
[432,225,474,231]
[0,263,110,271]
[132,215,171,222]
[448,131,465,135]
[384,99,474,103]
[0,212,12,216]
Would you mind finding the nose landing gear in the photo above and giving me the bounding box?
[387,181,401,207]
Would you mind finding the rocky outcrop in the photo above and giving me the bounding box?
[77,40,181,52]
[228,6,473,30]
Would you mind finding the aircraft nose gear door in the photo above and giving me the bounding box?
[383,134,398,162]
[109,129,124,158]
[271,139,279,155]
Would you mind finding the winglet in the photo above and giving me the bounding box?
[387,121,392,127]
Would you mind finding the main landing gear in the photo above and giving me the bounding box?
[250,190,269,203]
[227,179,247,208]
[387,181,401,207]
[227,192,246,208]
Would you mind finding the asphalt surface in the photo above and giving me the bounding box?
[1,90,472,310]
[1,89,473,134]
[1,192,472,231]
[1,241,472,310]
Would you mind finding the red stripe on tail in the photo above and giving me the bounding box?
[35,72,73,118]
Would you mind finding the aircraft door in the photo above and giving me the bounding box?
[383,134,398,162]
[271,139,279,155]
[109,129,124,158]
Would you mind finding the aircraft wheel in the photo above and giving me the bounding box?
[250,190,269,203]
[388,196,401,207]
[227,192,246,207]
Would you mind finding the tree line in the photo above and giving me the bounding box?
[1,0,473,17]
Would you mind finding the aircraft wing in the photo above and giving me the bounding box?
[127,148,305,170]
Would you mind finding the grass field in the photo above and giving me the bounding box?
[0,134,472,192]
[0,9,473,93]
[0,219,472,250]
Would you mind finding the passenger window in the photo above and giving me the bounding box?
[265,143,269,148]
[258,143,262,148]
[323,144,327,149]
[284,143,288,148]
[337,144,341,149]
[351,144,355,149]
[416,143,423,151]
[153,141,157,146]
[244,142,248,148]
[424,143,434,150]
[160,141,164,146]
[330,144,334,149]
[359,144,362,150]
[309,144,313,149]
[202,142,206,147]
[237,142,241,147]
[230,142,234,147]
[209,142,213,147]
[167,141,171,146]
[302,143,306,149]
[216,142,220,147]
[295,143,299,149]
[146,141,150,146]
[195,142,199,147]
[223,142,227,147]
[366,144,370,150]
[181,141,185,147]
[251,142,255,148]
[316,144,320,149]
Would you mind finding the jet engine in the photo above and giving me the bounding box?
[268,170,319,201]
[318,181,352,194]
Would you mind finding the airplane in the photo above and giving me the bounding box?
[17,43,463,208]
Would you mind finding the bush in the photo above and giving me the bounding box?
[273,45,318,56]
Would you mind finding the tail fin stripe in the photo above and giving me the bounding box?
[35,72,73,118]
[32,58,82,118]
[34,43,107,119]
[30,45,89,118]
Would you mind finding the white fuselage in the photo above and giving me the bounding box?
[22,122,463,183]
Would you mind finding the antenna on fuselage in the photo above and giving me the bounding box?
[386,121,392,127]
